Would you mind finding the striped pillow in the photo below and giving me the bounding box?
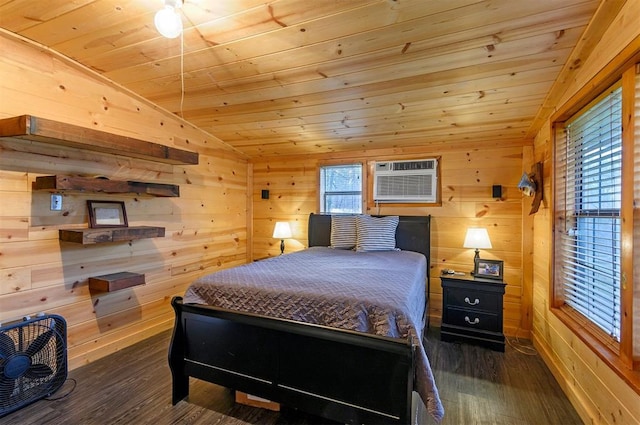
[330,215,357,249]
[355,215,399,252]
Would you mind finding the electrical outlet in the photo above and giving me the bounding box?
[50,194,62,211]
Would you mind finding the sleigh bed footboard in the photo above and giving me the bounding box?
[168,296,415,424]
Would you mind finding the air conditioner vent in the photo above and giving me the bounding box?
[391,160,435,171]
[373,159,437,203]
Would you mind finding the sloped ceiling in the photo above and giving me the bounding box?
[0,0,614,157]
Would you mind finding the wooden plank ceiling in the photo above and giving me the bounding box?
[0,0,607,158]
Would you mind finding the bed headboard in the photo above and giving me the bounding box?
[307,213,431,261]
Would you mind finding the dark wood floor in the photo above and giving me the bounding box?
[1,327,583,425]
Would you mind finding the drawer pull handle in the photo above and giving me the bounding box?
[464,297,480,306]
[465,316,480,325]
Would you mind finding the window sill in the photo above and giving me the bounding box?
[551,306,640,396]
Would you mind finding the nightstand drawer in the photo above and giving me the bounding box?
[446,288,500,313]
[445,306,500,332]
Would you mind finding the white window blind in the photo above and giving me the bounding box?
[555,84,622,340]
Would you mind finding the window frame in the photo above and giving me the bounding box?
[555,83,623,344]
[318,162,364,214]
[550,60,640,381]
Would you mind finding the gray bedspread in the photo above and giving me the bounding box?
[184,247,444,422]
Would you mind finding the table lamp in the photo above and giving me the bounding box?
[463,227,492,261]
[273,221,292,255]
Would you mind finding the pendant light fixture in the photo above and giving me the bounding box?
[155,0,183,39]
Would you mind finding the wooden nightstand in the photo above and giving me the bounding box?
[440,274,506,352]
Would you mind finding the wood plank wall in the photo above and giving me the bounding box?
[0,33,248,370]
[251,143,531,336]
[531,1,640,424]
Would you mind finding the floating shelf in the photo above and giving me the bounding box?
[59,226,165,244]
[89,272,145,292]
[0,115,198,165]
[34,175,180,197]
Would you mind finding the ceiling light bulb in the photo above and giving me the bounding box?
[155,4,182,39]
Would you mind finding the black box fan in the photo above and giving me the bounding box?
[0,314,67,418]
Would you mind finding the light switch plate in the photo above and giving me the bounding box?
[50,194,62,211]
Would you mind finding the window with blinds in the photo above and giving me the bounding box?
[555,83,622,341]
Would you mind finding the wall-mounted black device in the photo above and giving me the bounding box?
[492,185,502,198]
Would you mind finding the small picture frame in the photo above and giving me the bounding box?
[87,200,128,228]
[474,258,504,280]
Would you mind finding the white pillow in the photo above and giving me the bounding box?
[355,215,399,252]
[330,215,357,249]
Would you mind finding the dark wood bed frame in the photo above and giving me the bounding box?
[168,214,431,424]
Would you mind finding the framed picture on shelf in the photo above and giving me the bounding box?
[474,259,504,280]
[87,200,128,228]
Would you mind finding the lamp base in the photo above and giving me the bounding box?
[280,239,285,255]
[470,249,480,275]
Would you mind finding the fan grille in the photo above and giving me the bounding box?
[0,315,67,418]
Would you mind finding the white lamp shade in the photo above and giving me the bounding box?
[155,5,182,39]
[272,222,292,239]
[463,227,492,249]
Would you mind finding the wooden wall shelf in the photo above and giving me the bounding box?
[89,272,145,292]
[0,115,198,165]
[34,175,180,197]
[59,226,165,244]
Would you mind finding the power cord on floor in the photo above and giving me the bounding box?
[45,378,77,401]
[506,327,537,356]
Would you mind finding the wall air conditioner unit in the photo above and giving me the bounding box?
[373,159,437,203]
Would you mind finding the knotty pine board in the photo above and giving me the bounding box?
[250,144,526,339]
[195,55,562,121]
[0,33,248,372]
[0,170,29,190]
[0,37,239,158]
[0,266,31,296]
[528,2,640,423]
[0,115,199,165]
[533,310,639,424]
[554,1,640,112]
[67,318,174,371]
[0,0,604,161]
[119,3,588,113]
[76,0,379,78]
[0,217,30,243]
[105,0,453,84]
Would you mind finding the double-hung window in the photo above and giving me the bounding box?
[553,63,640,376]
[555,84,622,341]
[319,164,362,214]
